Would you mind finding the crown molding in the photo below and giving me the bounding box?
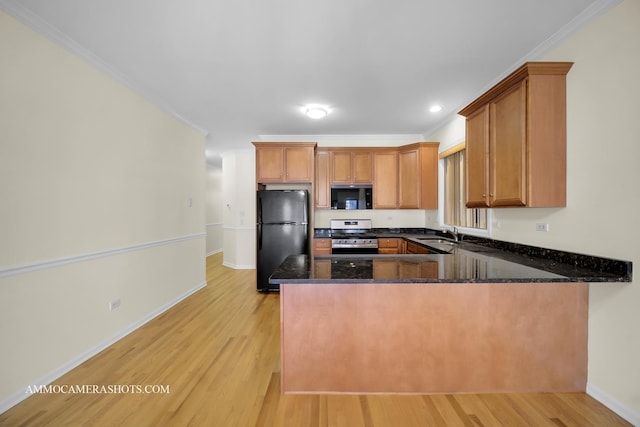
[422,0,622,140]
[464,0,622,109]
[0,0,209,136]
[524,0,622,61]
[257,134,426,146]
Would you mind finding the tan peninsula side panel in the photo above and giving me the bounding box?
[280,282,588,394]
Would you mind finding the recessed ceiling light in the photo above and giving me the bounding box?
[429,105,442,113]
[303,105,329,119]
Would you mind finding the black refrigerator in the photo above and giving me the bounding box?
[256,190,309,292]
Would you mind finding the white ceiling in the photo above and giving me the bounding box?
[0,0,617,165]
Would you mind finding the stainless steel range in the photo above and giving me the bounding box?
[330,219,378,254]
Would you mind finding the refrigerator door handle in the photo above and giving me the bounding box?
[258,225,262,250]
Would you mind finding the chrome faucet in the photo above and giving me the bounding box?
[442,226,459,242]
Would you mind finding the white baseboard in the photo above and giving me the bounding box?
[0,281,207,415]
[587,382,640,426]
[222,261,255,270]
[206,249,223,257]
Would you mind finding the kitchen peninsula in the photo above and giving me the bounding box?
[271,236,631,395]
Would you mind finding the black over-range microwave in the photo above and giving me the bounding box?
[330,185,372,210]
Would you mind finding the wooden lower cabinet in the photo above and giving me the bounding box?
[399,260,438,279]
[373,260,399,279]
[378,237,402,254]
[313,259,332,279]
[313,238,332,255]
[405,241,430,254]
[374,259,438,280]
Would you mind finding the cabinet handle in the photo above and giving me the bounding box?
[490,193,494,197]
[482,193,486,197]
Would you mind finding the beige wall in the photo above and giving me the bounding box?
[0,11,206,408]
[205,166,223,255]
[428,1,640,421]
[314,209,430,229]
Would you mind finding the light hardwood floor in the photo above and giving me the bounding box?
[0,253,632,426]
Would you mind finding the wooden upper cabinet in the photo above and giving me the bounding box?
[330,150,372,184]
[252,142,316,185]
[465,105,491,208]
[285,145,315,182]
[459,62,572,208]
[254,144,284,182]
[491,81,528,207]
[331,151,352,183]
[315,150,331,209]
[373,150,398,208]
[352,151,373,183]
[399,149,419,208]
[398,143,439,209]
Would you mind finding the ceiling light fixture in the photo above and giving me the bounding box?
[304,106,328,119]
[429,105,442,113]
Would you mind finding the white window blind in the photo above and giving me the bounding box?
[442,146,487,229]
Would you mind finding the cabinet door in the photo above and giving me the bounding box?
[419,144,439,209]
[465,105,490,208]
[373,151,398,208]
[256,146,284,182]
[285,146,314,182]
[420,262,438,278]
[314,260,332,279]
[352,152,372,183]
[378,238,400,254]
[415,244,430,254]
[330,151,352,184]
[398,149,419,208]
[373,260,399,279]
[315,151,331,208]
[313,238,332,255]
[490,80,527,207]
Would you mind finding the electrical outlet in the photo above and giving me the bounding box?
[109,299,121,311]
[535,223,549,232]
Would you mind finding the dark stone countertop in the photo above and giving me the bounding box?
[275,228,632,284]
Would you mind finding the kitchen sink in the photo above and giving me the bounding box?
[414,237,458,254]
[416,238,457,244]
